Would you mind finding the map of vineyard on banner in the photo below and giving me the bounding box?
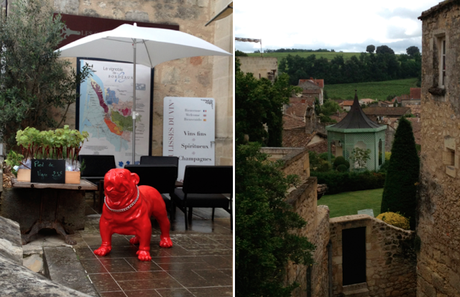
[163,97,215,181]
[78,59,151,167]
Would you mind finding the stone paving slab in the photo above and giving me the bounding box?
[44,246,99,297]
[0,253,92,297]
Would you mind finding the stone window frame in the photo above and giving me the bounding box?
[429,30,447,96]
[439,36,446,88]
[443,136,457,178]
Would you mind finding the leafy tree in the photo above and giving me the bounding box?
[376,45,395,55]
[349,147,371,169]
[406,46,420,58]
[236,142,315,297]
[380,117,419,229]
[386,94,396,101]
[366,45,375,53]
[279,54,317,85]
[235,50,248,56]
[329,55,345,83]
[236,58,298,146]
[313,57,329,80]
[309,150,332,172]
[276,44,422,86]
[0,0,91,150]
[320,99,341,116]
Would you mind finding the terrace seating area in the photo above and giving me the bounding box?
[21,191,233,296]
[2,155,233,296]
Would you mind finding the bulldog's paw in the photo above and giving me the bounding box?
[94,245,112,256]
[136,250,152,261]
[129,236,140,245]
[159,236,173,248]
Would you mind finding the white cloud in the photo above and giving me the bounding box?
[235,0,441,53]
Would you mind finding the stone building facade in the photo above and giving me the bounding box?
[298,78,324,105]
[418,1,460,296]
[42,0,233,165]
[237,56,278,81]
[330,215,416,297]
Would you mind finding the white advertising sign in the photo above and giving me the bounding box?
[78,59,151,167]
[163,97,215,181]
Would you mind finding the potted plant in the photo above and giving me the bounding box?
[10,125,89,183]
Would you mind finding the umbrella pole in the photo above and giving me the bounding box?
[132,38,137,165]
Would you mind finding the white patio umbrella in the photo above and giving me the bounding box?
[56,23,231,164]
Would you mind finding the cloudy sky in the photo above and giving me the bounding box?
[235,0,441,54]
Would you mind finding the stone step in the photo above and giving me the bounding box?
[43,246,98,296]
[343,282,370,297]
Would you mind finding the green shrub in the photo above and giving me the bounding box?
[309,151,333,172]
[319,152,329,160]
[312,170,385,194]
[376,212,410,230]
[333,156,350,170]
[317,160,332,172]
[378,160,390,173]
[336,164,348,172]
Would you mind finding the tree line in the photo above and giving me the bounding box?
[261,48,334,53]
[278,45,421,86]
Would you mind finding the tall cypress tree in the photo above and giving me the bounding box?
[381,117,420,229]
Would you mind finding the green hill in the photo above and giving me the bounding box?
[325,78,419,101]
[243,51,420,100]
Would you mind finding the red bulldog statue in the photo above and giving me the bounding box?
[94,168,173,261]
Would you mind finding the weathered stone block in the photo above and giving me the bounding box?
[0,216,22,264]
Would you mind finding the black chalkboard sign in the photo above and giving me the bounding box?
[31,159,66,184]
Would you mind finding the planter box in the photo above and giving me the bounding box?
[17,169,31,182]
[65,171,81,184]
[16,169,81,184]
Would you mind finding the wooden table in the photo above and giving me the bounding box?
[2,179,97,245]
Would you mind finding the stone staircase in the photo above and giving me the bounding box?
[342,282,370,297]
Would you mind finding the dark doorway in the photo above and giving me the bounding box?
[342,227,366,285]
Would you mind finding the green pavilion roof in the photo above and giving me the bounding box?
[330,91,382,129]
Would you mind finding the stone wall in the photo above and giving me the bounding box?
[330,215,416,296]
[211,0,233,165]
[285,177,330,297]
[260,147,310,182]
[418,2,460,296]
[262,145,420,296]
[45,0,233,164]
[237,56,278,80]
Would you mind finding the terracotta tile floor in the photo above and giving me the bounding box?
[73,194,233,297]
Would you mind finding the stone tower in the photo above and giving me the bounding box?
[417,1,460,296]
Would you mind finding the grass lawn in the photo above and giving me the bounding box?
[317,188,383,218]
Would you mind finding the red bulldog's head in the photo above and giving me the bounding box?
[104,168,139,207]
